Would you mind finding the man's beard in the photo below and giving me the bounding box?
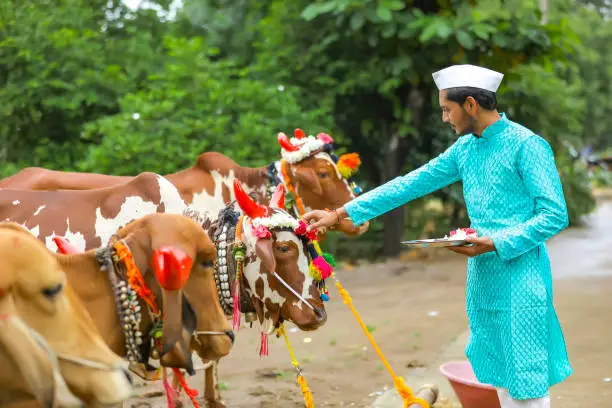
[456,113,477,136]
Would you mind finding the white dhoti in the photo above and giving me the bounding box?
[497,388,551,408]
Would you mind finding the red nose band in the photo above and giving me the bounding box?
[152,247,193,291]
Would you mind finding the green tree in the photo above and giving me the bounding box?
[78,36,333,174]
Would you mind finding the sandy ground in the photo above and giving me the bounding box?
[120,197,612,408]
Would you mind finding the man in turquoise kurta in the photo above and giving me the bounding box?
[303,64,572,407]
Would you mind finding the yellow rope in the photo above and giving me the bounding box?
[333,277,430,408]
[277,324,315,408]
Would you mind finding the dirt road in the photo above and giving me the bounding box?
[125,198,612,408]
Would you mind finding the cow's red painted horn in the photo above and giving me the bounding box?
[277,132,299,152]
[233,179,269,219]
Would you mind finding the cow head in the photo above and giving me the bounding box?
[233,180,327,333]
[115,214,234,369]
[277,129,369,236]
[0,223,133,407]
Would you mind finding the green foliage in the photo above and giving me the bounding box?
[79,36,331,175]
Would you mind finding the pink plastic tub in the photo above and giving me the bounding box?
[439,360,501,408]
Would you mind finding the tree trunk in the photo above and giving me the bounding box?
[540,0,548,24]
[380,88,427,257]
[381,130,405,257]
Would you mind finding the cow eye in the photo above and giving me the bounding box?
[41,283,63,299]
[318,171,329,178]
[201,259,215,268]
[278,245,290,253]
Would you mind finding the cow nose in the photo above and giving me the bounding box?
[225,330,235,344]
[314,307,327,323]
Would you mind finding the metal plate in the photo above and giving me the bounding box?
[400,238,470,248]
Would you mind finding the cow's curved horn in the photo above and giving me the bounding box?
[233,179,268,219]
[269,184,285,210]
[277,132,299,152]
[294,128,306,139]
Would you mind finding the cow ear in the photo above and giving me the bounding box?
[292,167,322,196]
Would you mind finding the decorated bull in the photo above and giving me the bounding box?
[0,129,369,237]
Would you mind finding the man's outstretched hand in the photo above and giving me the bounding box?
[302,209,340,231]
[447,235,496,257]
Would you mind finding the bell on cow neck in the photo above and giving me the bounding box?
[245,312,257,323]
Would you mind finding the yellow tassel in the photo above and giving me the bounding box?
[278,324,316,407]
[309,263,322,281]
[297,374,315,408]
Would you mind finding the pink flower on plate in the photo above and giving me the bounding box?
[253,225,272,239]
[449,227,479,238]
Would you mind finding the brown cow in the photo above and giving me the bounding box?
[0,222,133,407]
[0,129,370,236]
[50,213,235,382]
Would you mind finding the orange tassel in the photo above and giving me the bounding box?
[172,368,200,408]
[114,241,159,314]
[337,153,361,179]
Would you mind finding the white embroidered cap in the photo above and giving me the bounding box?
[432,64,504,92]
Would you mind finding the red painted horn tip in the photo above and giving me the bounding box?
[294,128,306,139]
[277,131,299,152]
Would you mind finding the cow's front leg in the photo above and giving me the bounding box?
[203,361,226,408]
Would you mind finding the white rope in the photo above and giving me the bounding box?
[9,314,118,372]
[273,272,316,312]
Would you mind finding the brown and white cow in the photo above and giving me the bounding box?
[0,222,133,407]
[0,171,187,252]
[183,180,329,407]
[0,130,369,236]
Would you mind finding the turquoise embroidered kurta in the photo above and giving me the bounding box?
[345,113,573,400]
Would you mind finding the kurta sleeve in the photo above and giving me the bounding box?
[344,141,461,226]
[490,135,569,261]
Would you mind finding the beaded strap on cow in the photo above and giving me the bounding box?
[95,245,145,365]
[209,206,256,322]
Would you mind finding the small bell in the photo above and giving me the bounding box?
[245,312,257,323]
[151,349,160,360]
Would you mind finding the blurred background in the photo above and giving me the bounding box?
[1,0,611,261]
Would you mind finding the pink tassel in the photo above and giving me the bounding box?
[259,332,269,357]
[232,280,241,331]
[312,256,333,279]
[162,368,178,408]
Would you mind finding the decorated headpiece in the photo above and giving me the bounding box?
[277,128,363,196]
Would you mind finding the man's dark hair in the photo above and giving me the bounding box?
[445,87,497,110]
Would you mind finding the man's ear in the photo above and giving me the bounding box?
[464,96,478,114]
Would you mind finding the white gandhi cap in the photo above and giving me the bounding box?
[432,64,504,93]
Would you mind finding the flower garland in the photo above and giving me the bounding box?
[280,132,326,163]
